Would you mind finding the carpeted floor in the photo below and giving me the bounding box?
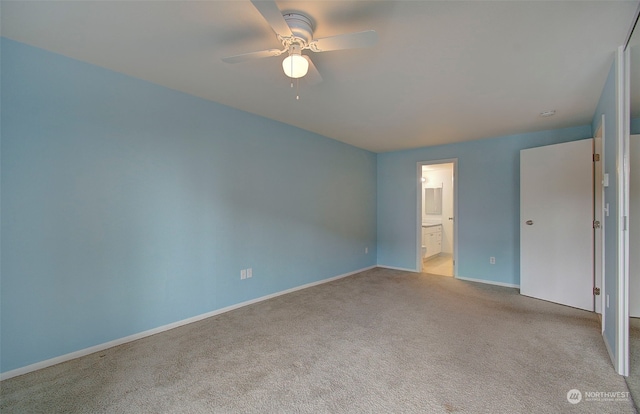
[0,268,635,413]
[628,317,640,410]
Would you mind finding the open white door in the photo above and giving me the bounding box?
[594,132,604,317]
[630,135,640,318]
[520,139,594,311]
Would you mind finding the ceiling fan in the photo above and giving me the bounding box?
[221,0,378,84]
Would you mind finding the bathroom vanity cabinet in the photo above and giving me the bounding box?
[422,225,442,259]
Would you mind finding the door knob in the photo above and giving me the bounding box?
[526,220,534,225]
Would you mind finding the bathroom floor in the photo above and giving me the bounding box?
[422,254,453,277]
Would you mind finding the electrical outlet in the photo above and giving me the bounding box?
[247,268,252,278]
[489,257,496,265]
[365,247,368,254]
[241,269,246,280]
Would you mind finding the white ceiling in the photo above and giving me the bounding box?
[2,0,638,153]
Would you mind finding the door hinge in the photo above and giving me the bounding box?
[593,287,601,296]
[593,153,600,162]
[593,220,601,229]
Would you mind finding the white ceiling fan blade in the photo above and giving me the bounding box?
[309,30,378,52]
[303,55,323,85]
[221,49,283,64]
[250,0,293,38]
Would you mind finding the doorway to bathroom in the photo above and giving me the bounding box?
[417,160,457,276]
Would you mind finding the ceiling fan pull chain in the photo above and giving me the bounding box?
[296,78,300,100]
[291,53,294,89]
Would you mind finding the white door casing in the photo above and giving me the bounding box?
[594,132,604,316]
[520,139,594,311]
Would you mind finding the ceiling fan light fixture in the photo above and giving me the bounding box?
[282,53,309,78]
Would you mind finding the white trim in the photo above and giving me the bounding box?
[455,275,520,289]
[597,115,607,335]
[453,162,459,277]
[415,162,424,272]
[416,163,422,272]
[0,265,375,381]
[615,46,629,376]
[377,267,520,290]
[620,45,631,377]
[376,265,418,273]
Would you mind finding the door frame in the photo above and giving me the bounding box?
[595,118,605,325]
[619,44,630,376]
[416,159,458,275]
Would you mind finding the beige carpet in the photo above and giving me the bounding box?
[0,268,634,413]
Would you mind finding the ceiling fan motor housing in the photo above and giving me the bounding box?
[282,13,314,47]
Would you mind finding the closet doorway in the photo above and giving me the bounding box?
[417,160,457,276]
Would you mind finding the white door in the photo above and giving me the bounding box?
[630,135,640,318]
[442,166,455,255]
[520,139,594,311]
[594,134,604,316]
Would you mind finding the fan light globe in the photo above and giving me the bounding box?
[282,54,309,78]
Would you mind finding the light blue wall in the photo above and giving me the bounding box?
[0,38,377,373]
[377,126,592,285]
[632,117,640,134]
[592,58,618,358]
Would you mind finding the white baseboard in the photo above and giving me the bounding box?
[375,267,519,289]
[376,265,418,273]
[455,275,520,289]
[0,265,375,381]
